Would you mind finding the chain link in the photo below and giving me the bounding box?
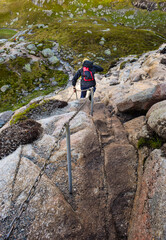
[5,125,66,240]
[4,88,92,239]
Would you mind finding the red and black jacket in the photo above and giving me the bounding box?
[72,60,103,88]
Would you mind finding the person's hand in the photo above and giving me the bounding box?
[73,87,76,93]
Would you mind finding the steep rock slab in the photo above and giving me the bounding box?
[0,103,109,239]
[0,147,83,239]
[0,100,138,239]
[104,116,137,240]
[128,149,166,240]
[92,104,138,239]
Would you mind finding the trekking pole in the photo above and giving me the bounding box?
[90,87,94,116]
[65,123,72,194]
[75,89,78,100]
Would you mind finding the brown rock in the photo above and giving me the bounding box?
[124,116,147,147]
[128,149,166,240]
[117,83,166,112]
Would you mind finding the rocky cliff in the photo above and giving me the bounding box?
[0,43,166,239]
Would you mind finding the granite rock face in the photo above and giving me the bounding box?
[1,44,166,239]
[0,100,138,239]
[128,149,166,240]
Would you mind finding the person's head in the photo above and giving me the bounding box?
[82,58,89,64]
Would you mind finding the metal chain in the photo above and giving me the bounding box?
[5,126,66,240]
[4,88,92,239]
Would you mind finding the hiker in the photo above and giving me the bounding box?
[72,59,103,99]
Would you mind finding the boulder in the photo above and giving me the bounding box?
[1,85,10,92]
[42,48,54,58]
[146,100,166,139]
[124,116,148,147]
[99,40,105,46]
[23,63,31,72]
[48,56,59,65]
[26,44,37,51]
[104,49,111,56]
[0,49,5,54]
[57,0,65,5]
[117,83,166,112]
[0,39,7,44]
[0,57,5,63]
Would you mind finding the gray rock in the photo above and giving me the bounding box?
[57,0,65,5]
[43,10,53,16]
[0,58,4,63]
[104,49,111,56]
[87,30,92,34]
[19,36,25,42]
[34,87,40,91]
[98,5,103,9]
[30,51,36,55]
[0,39,7,44]
[28,24,33,28]
[42,48,54,58]
[101,37,106,41]
[48,56,59,65]
[9,55,17,60]
[1,85,10,92]
[0,120,5,128]
[23,63,31,72]
[0,49,5,54]
[0,110,13,127]
[99,41,105,46]
[51,81,58,86]
[37,24,45,28]
[101,17,108,22]
[27,44,37,51]
[50,77,55,81]
[69,13,74,18]
[109,78,119,86]
[146,100,166,139]
[37,43,43,47]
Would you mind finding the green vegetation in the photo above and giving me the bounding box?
[25,18,164,71]
[10,102,39,125]
[137,134,164,149]
[0,29,17,39]
[0,58,68,112]
[10,98,68,124]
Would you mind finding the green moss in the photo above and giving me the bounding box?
[10,102,39,125]
[10,98,67,124]
[137,134,164,149]
[120,61,128,69]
